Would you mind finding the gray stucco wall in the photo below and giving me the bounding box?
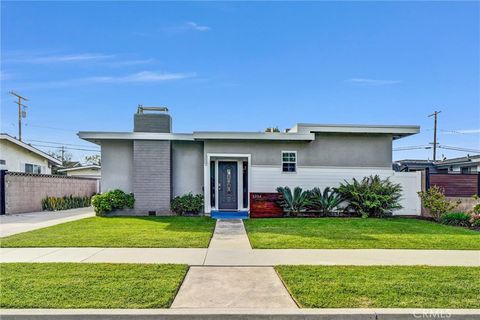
[172,141,204,197]
[101,140,133,193]
[204,133,392,168]
[133,140,171,215]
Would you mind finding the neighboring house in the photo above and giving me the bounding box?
[394,155,480,174]
[0,133,62,174]
[57,165,101,179]
[434,155,480,174]
[79,108,420,216]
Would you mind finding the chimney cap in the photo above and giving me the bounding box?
[137,105,169,114]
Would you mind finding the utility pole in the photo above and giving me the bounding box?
[428,110,441,161]
[9,91,29,141]
[60,146,65,164]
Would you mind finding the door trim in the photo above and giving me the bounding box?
[205,153,251,213]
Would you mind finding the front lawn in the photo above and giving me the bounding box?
[0,216,216,248]
[244,218,480,249]
[276,265,480,308]
[0,263,188,308]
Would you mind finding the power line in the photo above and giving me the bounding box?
[30,143,100,152]
[26,139,98,148]
[24,123,77,132]
[438,145,480,153]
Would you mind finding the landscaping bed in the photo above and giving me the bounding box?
[244,217,480,249]
[276,265,480,308]
[0,216,216,248]
[0,263,188,308]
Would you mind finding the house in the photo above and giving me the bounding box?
[79,108,421,216]
[57,165,101,179]
[0,133,62,174]
[434,155,480,174]
[394,155,480,174]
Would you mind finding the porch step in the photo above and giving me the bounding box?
[211,211,249,220]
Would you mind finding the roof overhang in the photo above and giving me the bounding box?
[57,165,101,172]
[192,132,315,141]
[0,133,62,165]
[290,123,420,140]
[78,132,195,145]
[78,131,315,144]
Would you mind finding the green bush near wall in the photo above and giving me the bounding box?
[42,195,92,211]
[91,189,135,216]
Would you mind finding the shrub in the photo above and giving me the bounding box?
[336,175,403,218]
[470,214,480,228]
[170,193,204,215]
[91,189,135,216]
[440,212,471,227]
[471,195,480,215]
[418,186,461,221]
[305,187,344,215]
[276,186,309,216]
[42,195,92,211]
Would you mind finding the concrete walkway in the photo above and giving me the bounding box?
[0,207,94,237]
[172,220,298,309]
[1,218,479,266]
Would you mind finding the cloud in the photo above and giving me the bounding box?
[347,78,402,85]
[85,71,195,83]
[4,53,114,64]
[185,21,210,32]
[16,71,196,88]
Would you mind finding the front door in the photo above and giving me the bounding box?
[218,161,238,210]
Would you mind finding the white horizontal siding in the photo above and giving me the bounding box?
[251,166,421,216]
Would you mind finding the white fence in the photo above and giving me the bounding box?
[250,166,422,216]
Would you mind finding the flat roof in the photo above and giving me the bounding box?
[0,133,62,165]
[290,123,420,139]
[78,123,420,144]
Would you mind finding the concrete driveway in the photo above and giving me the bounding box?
[0,207,94,237]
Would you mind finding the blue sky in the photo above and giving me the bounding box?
[1,1,479,162]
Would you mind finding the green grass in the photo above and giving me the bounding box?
[0,263,188,308]
[276,265,480,308]
[0,216,216,248]
[244,218,480,249]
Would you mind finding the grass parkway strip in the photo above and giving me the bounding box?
[276,265,480,309]
[0,263,188,308]
[244,218,480,250]
[0,216,216,248]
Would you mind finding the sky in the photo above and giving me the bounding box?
[1,1,479,162]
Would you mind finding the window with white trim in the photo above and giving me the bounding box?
[25,163,42,174]
[282,151,297,172]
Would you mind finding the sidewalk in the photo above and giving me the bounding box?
[0,207,94,237]
[172,220,298,309]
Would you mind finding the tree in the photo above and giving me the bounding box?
[265,126,280,132]
[48,149,73,166]
[85,154,101,166]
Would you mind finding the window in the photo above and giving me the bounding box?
[25,163,42,174]
[0,160,5,165]
[282,151,297,172]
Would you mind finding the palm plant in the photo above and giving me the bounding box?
[276,186,309,216]
[336,175,403,218]
[305,187,344,215]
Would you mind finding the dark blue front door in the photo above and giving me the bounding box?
[218,161,238,210]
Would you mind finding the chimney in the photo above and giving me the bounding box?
[134,105,172,133]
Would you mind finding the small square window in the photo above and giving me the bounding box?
[282,151,297,173]
[0,160,5,165]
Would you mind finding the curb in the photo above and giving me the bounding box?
[1,308,479,320]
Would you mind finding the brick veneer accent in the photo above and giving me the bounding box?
[133,140,172,215]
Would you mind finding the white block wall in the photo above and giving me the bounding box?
[250,166,422,216]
